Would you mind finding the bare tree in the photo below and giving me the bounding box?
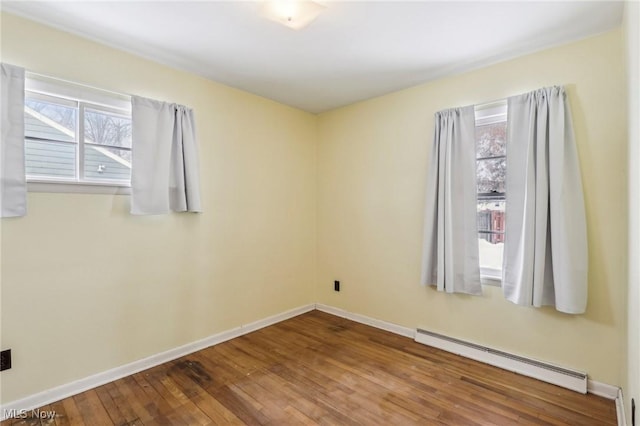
[26,100,76,131]
[476,122,506,193]
[85,110,131,148]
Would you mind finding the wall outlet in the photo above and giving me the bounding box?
[0,349,11,371]
[334,280,340,292]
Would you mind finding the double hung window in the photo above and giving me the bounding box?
[475,102,507,281]
[24,75,132,188]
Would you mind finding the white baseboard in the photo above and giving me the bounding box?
[588,380,622,400]
[616,388,628,426]
[0,303,315,421]
[315,303,415,338]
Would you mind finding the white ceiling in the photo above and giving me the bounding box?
[1,1,625,113]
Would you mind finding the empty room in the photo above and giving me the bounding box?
[0,1,638,425]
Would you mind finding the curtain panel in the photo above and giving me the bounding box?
[421,106,482,295]
[502,86,588,314]
[131,96,202,215]
[0,63,26,218]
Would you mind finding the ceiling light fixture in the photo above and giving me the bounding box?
[261,0,326,30]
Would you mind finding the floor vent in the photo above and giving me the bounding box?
[415,328,588,394]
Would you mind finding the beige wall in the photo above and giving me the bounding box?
[0,13,317,403]
[0,11,630,405]
[317,29,627,386]
[625,0,639,419]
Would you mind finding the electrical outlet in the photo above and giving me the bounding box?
[0,349,11,371]
[334,280,340,292]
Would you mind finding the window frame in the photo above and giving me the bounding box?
[474,100,507,285]
[24,73,132,194]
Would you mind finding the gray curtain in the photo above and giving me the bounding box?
[421,106,482,295]
[1,63,26,218]
[131,96,202,215]
[503,86,588,314]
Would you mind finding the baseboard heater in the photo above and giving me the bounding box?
[415,328,588,394]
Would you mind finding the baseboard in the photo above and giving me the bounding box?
[616,388,628,426]
[0,303,315,421]
[315,303,415,338]
[588,380,622,400]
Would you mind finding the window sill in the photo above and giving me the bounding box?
[27,180,131,195]
[480,267,502,287]
[481,275,502,287]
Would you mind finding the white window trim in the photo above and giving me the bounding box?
[475,99,508,285]
[28,180,131,195]
[24,73,132,194]
[475,100,507,125]
[25,72,131,111]
[480,267,502,287]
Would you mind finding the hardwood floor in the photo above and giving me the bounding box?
[2,310,616,425]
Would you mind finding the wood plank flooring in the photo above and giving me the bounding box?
[1,310,616,425]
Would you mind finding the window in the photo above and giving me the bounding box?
[475,101,507,281]
[24,74,132,190]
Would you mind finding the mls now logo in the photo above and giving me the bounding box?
[3,408,56,420]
